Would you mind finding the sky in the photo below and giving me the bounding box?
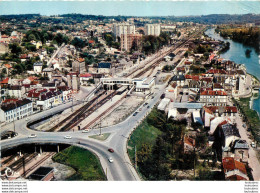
[0,1,260,16]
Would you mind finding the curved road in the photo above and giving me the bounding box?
[1,84,166,181]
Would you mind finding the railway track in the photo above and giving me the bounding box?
[23,152,56,177]
[1,153,38,175]
[48,90,106,132]
[59,90,118,131]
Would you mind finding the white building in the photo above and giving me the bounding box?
[145,24,161,36]
[33,62,43,74]
[112,23,135,39]
[8,85,25,98]
[0,99,33,123]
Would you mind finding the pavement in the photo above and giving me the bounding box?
[235,112,260,181]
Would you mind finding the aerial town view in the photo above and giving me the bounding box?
[0,1,260,185]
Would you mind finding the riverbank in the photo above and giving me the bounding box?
[205,28,260,118]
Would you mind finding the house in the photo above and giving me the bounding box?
[199,89,227,106]
[222,157,248,181]
[220,123,241,148]
[80,73,93,85]
[183,135,196,153]
[203,106,237,128]
[170,75,185,86]
[97,62,112,74]
[33,62,43,74]
[233,140,249,163]
[0,99,33,123]
[8,85,25,98]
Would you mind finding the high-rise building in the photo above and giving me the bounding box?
[120,34,142,52]
[145,24,161,36]
[112,23,135,40]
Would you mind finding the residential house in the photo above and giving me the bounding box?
[0,99,33,123]
[222,157,248,181]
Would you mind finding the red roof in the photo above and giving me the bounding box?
[80,73,92,78]
[222,157,247,175]
[2,98,18,103]
[4,64,12,69]
[200,90,227,96]
[204,106,237,114]
[27,76,37,81]
[88,40,95,44]
[0,77,9,84]
[184,136,195,147]
[185,75,200,81]
[207,69,227,74]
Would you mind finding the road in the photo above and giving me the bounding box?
[1,83,166,181]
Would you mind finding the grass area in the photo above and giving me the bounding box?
[52,146,106,181]
[127,118,162,164]
[89,133,110,141]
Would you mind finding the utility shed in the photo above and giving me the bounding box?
[158,98,171,111]
[28,167,54,181]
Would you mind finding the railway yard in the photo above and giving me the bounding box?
[1,28,206,181]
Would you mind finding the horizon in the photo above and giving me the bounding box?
[0,1,260,17]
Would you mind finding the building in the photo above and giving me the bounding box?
[67,73,80,92]
[233,140,249,163]
[33,62,43,74]
[120,34,142,52]
[112,23,135,40]
[0,99,33,123]
[199,89,227,106]
[222,157,248,181]
[8,85,25,98]
[97,62,112,74]
[133,77,155,92]
[145,24,161,36]
[79,73,93,85]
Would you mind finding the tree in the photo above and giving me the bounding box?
[9,43,22,54]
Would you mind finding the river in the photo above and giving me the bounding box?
[205,28,260,116]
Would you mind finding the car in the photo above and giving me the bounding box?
[139,108,142,111]
[64,135,72,139]
[28,134,37,138]
[147,106,150,109]
[108,148,114,153]
[143,103,148,107]
[151,96,155,99]
[25,117,30,121]
[242,124,246,128]
[133,112,138,116]
[251,142,256,148]
[82,129,89,133]
[108,157,113,163]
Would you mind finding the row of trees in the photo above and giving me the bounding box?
[141,32,171,55]
[218,27,260,53]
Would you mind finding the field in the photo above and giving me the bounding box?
[52,146,106,181]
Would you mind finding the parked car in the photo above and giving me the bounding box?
[82,129,89,133]
[28,134,37,138]
[108,157,113,163]
[242,124,246,128]
[251,142,256,148]
[108,148,114,153]
[64,135,72,139]
[133,112,138,116]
